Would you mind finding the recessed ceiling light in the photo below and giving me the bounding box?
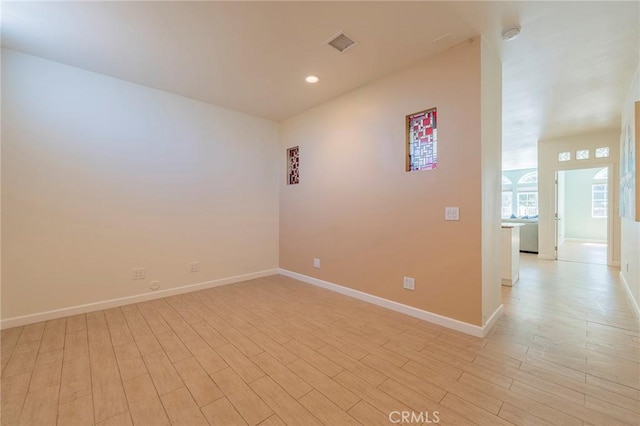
[502,26,521,41]
[305,75,319,84]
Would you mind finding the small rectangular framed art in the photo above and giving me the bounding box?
[287,146,300,185]
[406,107,438,172]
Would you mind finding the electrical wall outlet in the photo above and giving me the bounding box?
[445,207,460,221]
[313,258,321,268]
[189,262,200,273]
[403,276,415,290]
[132,268,145,280]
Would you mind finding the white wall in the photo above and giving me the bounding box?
[563,168,607,242]
[538,129,620,265]
[1,49,280,322]
[620,65,640,316]
[480,37,503,326]
[557,171,566,243]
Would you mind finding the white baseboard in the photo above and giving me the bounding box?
[483,304,504,336]
[279,269,502,338]
[562,238,607,244]
[1,269,279,329]
[620,271,640,320]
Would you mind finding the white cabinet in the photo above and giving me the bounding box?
[501,224,522,286]
[501,219,538,253]
[519,222,538,253]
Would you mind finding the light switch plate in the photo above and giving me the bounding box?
[445,207,460,221]
[403,277,415,290]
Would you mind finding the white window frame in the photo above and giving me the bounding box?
[592,167,607,218]
[595,147,610,158]
[515,172,538,218]
[518,172,538,184]
[592,184,607,218]
[502,191,514,218]
[517,191,538,217]
[594,168,608,180]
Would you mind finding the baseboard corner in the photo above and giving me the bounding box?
[619,271,640,320]
[481,304,504,337]
[1,268,279,329]
[278,268,486,337]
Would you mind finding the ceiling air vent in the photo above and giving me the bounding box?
[327,32,356,53]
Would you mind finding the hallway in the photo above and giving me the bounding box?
[491,253,639,423]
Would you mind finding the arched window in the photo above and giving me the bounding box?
[518,172,538,184]
[517,172,538,218]
[594,167,608,180]
[592,168,608,218]
[501,175,514,218]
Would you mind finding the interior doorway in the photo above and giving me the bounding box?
[555,166,609,265]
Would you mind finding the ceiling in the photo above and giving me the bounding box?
[2,1,638,171]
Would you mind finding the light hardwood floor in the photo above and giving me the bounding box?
[1,254,639,425]
[558,241,608,266]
